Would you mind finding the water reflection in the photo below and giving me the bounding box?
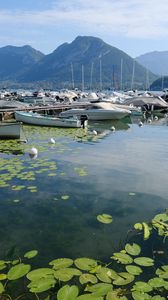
[0,117,168,265]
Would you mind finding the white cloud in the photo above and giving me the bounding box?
[0,0,168,53]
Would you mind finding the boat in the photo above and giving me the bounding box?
[59,102,131,120]
[14,111,87,128]
[0,122,22,139]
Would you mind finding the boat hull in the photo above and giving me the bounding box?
[0,122,21,139]
[59,108,131,120]
[15,111,83,128]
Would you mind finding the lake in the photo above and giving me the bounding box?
[0,115,168,265]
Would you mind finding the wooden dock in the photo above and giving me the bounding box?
[0,102,90,120]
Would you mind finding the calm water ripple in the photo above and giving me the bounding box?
[0,117,168,264]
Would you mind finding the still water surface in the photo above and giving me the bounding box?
[0,116,168,264]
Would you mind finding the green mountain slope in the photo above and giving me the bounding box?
[0,45,44,80]
[20,36,157,90]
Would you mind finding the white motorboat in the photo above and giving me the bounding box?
[59,102,131,120]
[0,122,22,139]
[15,111,87,128]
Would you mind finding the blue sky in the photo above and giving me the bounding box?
[0,0,168,57]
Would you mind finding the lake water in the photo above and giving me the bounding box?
[0,116,168,265]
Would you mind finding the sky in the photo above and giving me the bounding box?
[0,0,168,58]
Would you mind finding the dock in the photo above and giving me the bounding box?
[0,102,90,121]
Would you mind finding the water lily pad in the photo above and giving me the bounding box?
[97,214,113,224]
[85,283,113,296]
[113,272,134,286]
[156,265,168,278]
[111,252,133,264]
[0,282,4,293]
[76,295,103,300]
[148,277,165,288]
[106,291,128,299]
[0,274,7,280]
[134,257,154,267]
[49,258,73,269]
[24,250,38,259]
[134,223,143,230]
[132,291,151,300]
[57,284,79,300]
[126,265,142,276]
[125,243,141,256]
[79,273,98,284]
[28,277,56,293]
[7,263,31,280]
[74,258,98,271]
[132,281,153,293]
[26,268,54,281]
[142,222,151,240]
[54,268,82,281]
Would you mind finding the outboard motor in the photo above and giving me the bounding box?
[80,115,88,129]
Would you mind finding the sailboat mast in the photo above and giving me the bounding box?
[131,60,135,90]
[82,64,84,91]
[71,63,74,89]
[120,58,123,91]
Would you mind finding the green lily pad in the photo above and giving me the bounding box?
[49,258,73,269]
[148,277,165,288]
[26,268,54,281]
[96,267,114,283]
[132,281,153,293]
[107,291,128,299]
[142,222,151,240]
[57,284,79,300]
[156,265,168,278]
[113,272,134,286]
[111,252,133,264]
[85,283,113,296]
[97,214,113,224]
[54,268,81,281]
[7,263,31,280]
[126,265,143,276]
[134,223,143,230]
[125,243,141,256]
[28,277,56,293]
[0,282,4,293]
[134,257,154,267]
[24,250,38,259]
[74,258,98,271]
[132,291,151,300]
[152,213,168,223]
[76,295,103,300]
[79,273,98,284]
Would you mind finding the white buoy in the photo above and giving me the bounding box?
[92,130,97,135]
[138,121,143,127]
[29,147,38,155]
[29,147,38,159]
[111,126,115,132]
[49,138,56,144]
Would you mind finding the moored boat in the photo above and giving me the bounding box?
[15,111,87,128]
[59,102,131,120]
[0,122,22,139]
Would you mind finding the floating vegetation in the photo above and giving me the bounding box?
[97,214,113,224]
[0,211,167,299]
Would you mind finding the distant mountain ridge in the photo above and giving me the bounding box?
[0,36,157,89]
[136,51,168,76]
[0,45,44,80]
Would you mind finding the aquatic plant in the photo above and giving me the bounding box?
[0,211,167,299]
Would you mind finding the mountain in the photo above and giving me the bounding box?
[0,37,157,89]
[136,51,168,76]
[20,36,157,90]
[0,45,44,80]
